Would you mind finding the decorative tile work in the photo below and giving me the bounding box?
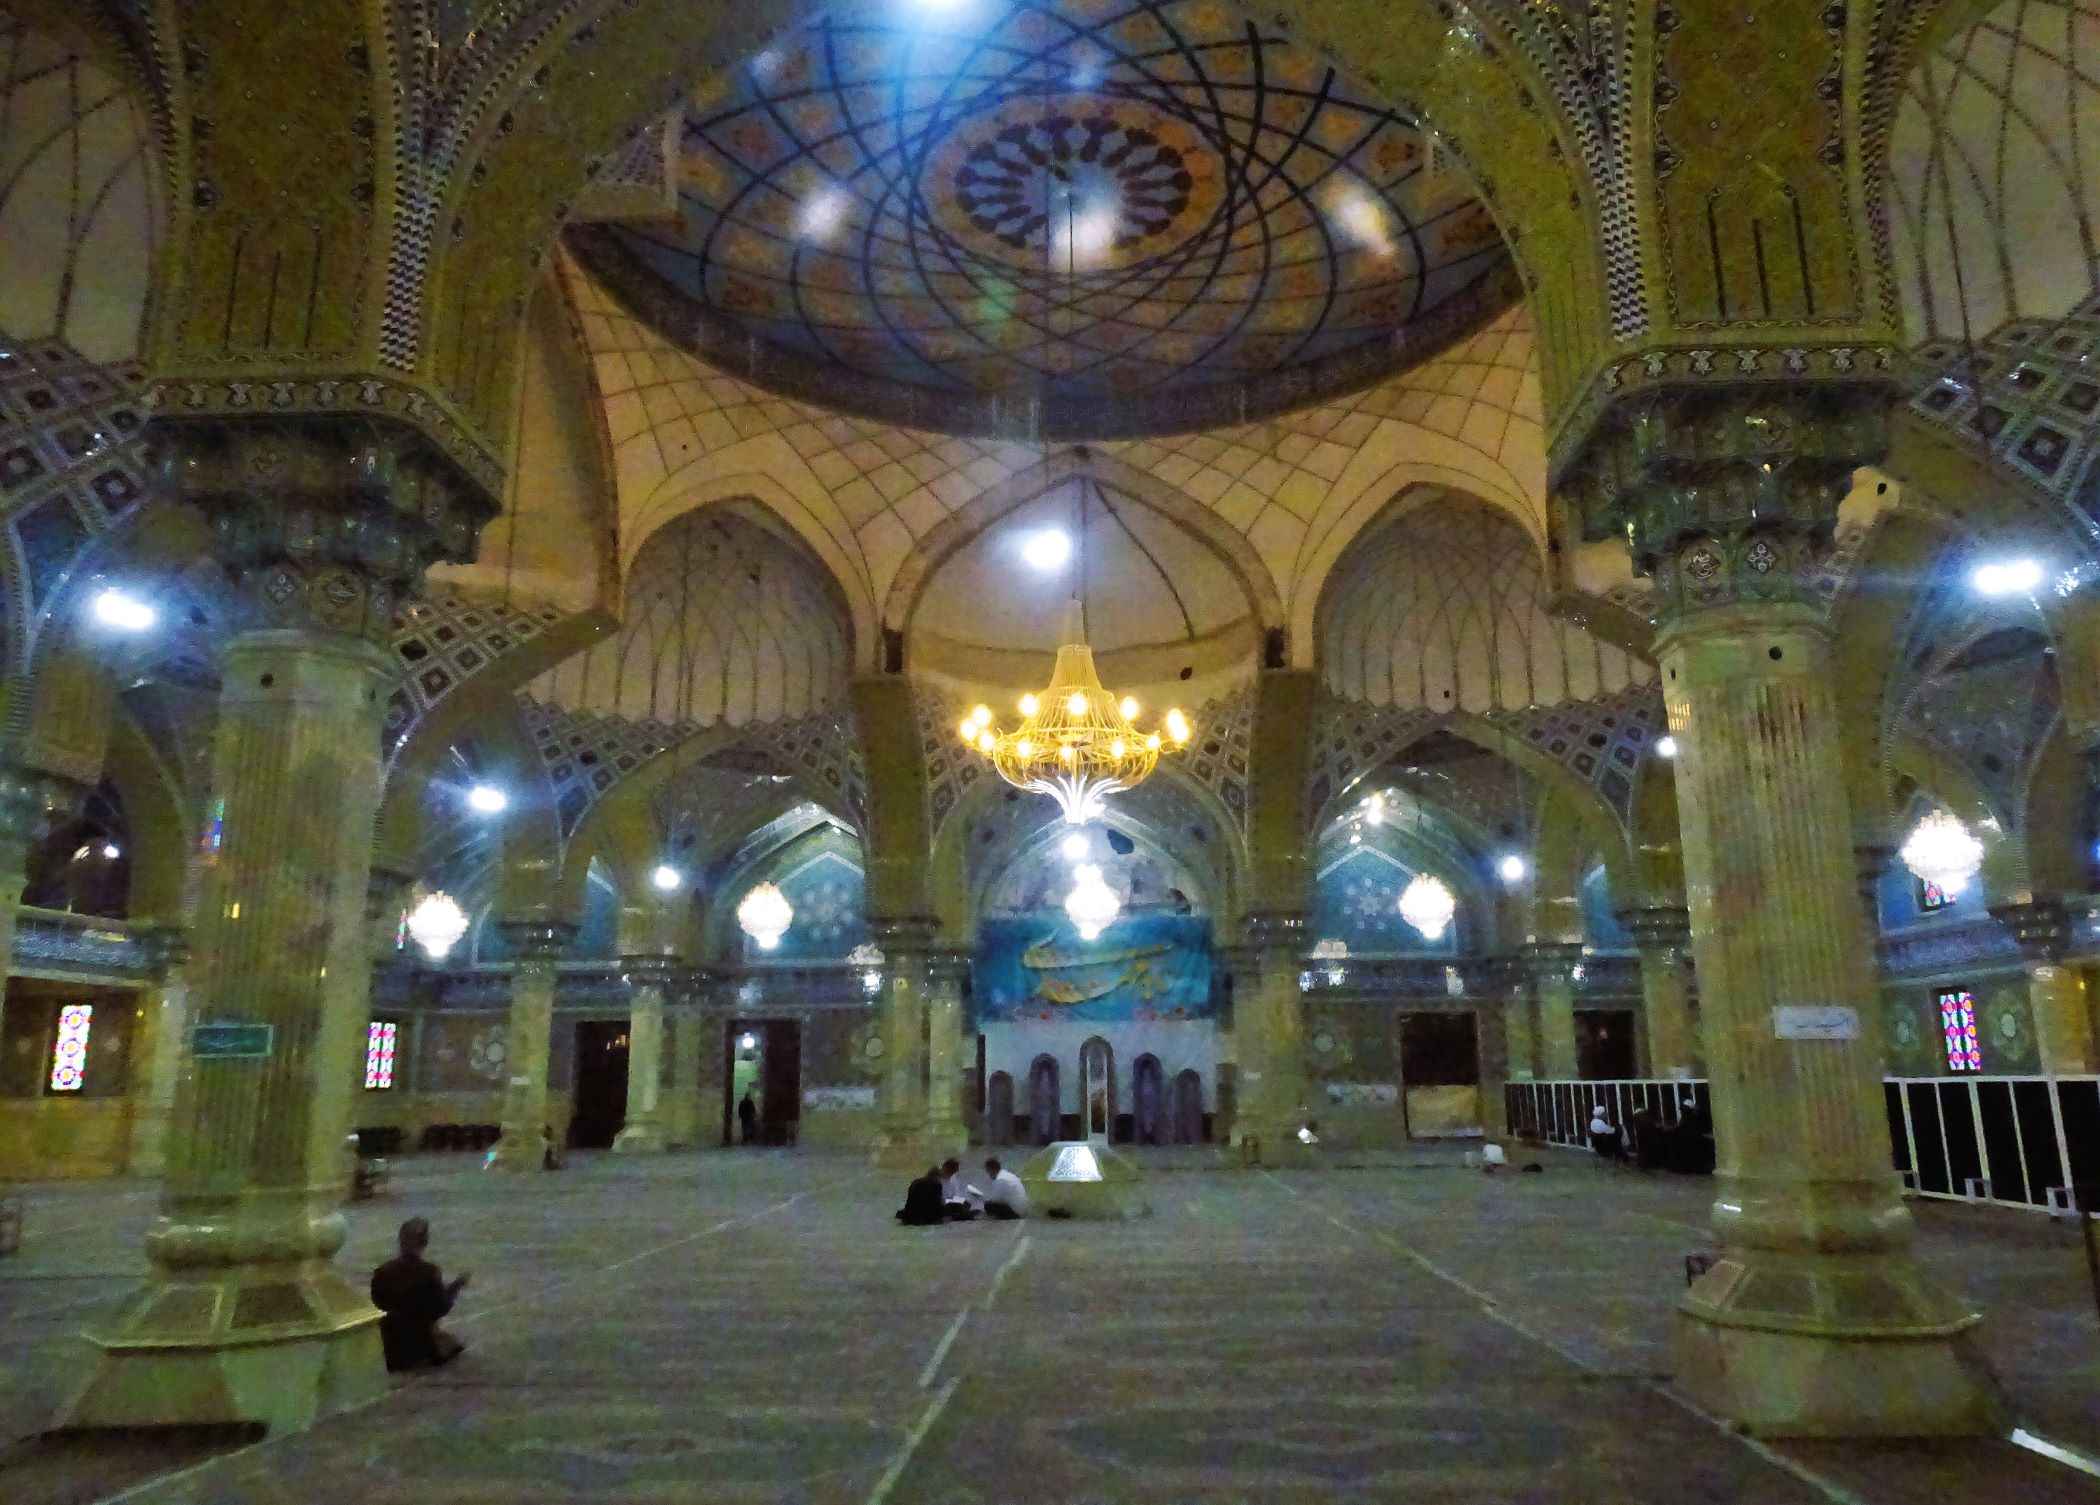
[1908,296,2100,541]
[385,592,568,761]
[1896,646,2059,819]
[0,337,150,671]
[1492,685,1667,822]
[1172,684,1255,827]
[918,687,999,838]
[1306,695,1440,830]
[518,693,680,836]
[728,710,868,830]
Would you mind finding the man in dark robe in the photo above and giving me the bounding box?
[896,1166,946,1226]
[738,1088,759,1144]
[369,1217,469,1371]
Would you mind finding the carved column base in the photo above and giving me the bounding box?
[1676,1245,1999,1436]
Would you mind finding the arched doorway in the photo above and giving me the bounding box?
[1079,1035,1115,1142]
[1172,1069,1205,1144]
[1027,1054,1059,1145]
[1131,1054,1165,1145]
[986,1070,1014,1146]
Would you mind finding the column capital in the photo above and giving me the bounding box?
[497,918,576,962]
[1237,912,1306,956]
[1559,380,1894,622]
[870,916,938,955]
[1620,905,1692,957]
[618,952,683,983]
[1520,941,1585,984]
[137,922,194,978]
[154,413,498,640]
[1987,899,2076,965]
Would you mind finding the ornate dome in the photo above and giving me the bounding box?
[578,0,1514,440]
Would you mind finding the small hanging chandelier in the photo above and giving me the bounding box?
[1900,808,1984,895]
[405,890,469,961]
[1064,863,1121,941]
[737,881,795,951]
[1398,873,1457,942]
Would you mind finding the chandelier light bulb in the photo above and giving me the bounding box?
[737,881,795,950]
[1972,558,2043,597]
[1065,863,1121,941]
[959,715,978,742]
[1119,696,1139,719]
[1655,734,1679,759]
[405,891,470,961]
[1165,708,1191,743]
[1899,808,1984,896]
[1067,691,1088,715]
[1019,693,1040,716]
[1398,872,1457,942]
[1497,853,1528,883]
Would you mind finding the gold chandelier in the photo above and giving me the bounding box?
[960,601,1191,823]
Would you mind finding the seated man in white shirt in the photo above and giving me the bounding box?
[939,1157,976,1220]
[975,1156,1029,1220]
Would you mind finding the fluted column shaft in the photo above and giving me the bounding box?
[1501,971,1537,1081]
[491,922,573,1170]
[1525,943,1582,1080]
[665,1002,705,1148]
[613,958,671,1152]
[873,920,935,1160]
[923,949,970,1148]
[1227,918,1313,1161]
[127,925,195,1176]
[1626,907,1699,1078]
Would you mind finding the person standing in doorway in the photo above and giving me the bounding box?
[738,1087,759,1145]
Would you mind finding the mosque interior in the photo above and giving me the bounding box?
[5,0,2100,1497]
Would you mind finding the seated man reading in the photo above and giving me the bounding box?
[974,1157,1030,1220]
[939,1157,977,1220]
[369,1217,469,1372]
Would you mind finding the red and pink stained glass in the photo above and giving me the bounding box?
[364,1020,398,1090]
[48,1004,92,1092]
[1937,988,1982,1073]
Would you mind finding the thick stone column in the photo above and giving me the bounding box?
[924,948,971,1149]
[62,631,404,1430]
[1992,901,2098,1074]
[873,918,937,1162]
[1524,942,1582,1080]
[1625,907,1699,1078]
[1500,964,1537,1082]
[126,925,194,1176]
[612,956,672,1153]
[1567,383,1997,1435]
[490,920,573,1170]
[1226,918,1314,1163]
[664,1000,705,1149]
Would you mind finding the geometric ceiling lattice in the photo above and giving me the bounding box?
[722,710,870,832]
[1305,695,1440,832]
[1898,636,2061,822]
[519,693,683,837]
[1490,683,1667,823]
[385,593,568,761]
[594,0,1511,437]
[1909,295,2100,542]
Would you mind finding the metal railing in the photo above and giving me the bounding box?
[1506,1074,2100,1220]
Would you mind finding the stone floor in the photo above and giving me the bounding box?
[3,1146,2099,1503]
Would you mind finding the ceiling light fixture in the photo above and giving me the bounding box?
[1654,734,1678,759]
[652,863,683,892]
[737,881,794,950]
[1973,558,2043,597]
[91,588,155,632]
[797,184,849,242]
[405,891,470,961]
[1497,854,1527,883]
[1398,873,1457,942]
[1021,529,1071,571]
[1061,831,1090,861]
[1899,808,1984,896]
[1064,862,1120,941]
[466,784,508,815]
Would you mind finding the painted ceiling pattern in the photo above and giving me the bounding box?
[1319,492,1652,714]
[604,0,1506,429]
[1886,0,2100,344]
[385,592,568,761]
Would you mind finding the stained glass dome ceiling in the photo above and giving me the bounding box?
[578,0,1517,440]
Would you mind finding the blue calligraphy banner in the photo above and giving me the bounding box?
[975,913,1213,1022]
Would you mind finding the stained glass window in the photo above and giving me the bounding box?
[48,1004,92,1092]
[1918,878,1953,912]
[1937,988,1982,1072]
[363,1020,398,1090]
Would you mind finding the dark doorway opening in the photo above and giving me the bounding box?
[569,1020,630,1149]
[1027,1054,1059,1145]
[1171,1068,1206,1143]
[1131,1054,1165,1144]
[1399,1012,1480,1087]
[1577,1009,1638,1080]
[985,1070,1015,1146]
[723,1019,802,1146]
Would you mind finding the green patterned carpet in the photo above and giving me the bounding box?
[3,1149,2097,1503]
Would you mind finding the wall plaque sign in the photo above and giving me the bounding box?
[1771,1005,1859,1041]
